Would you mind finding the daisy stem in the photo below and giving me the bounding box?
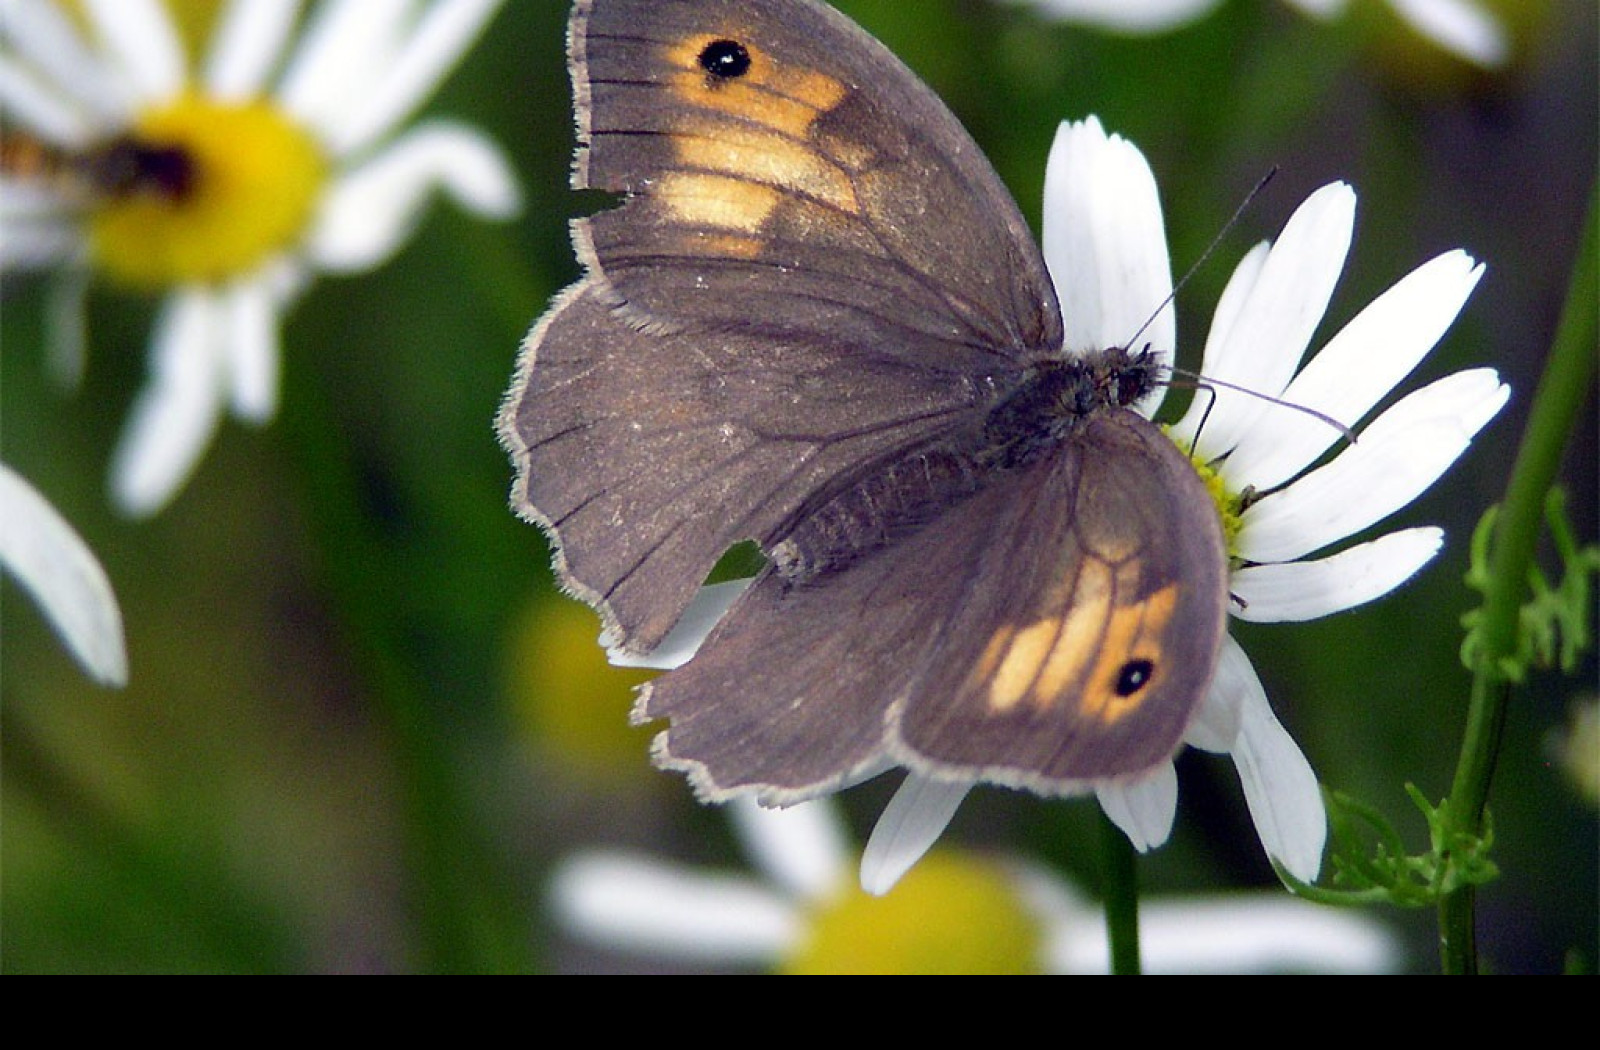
[1438,181,1597,975]
[1097,808,1141,974]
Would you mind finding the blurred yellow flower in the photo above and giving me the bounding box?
[505,596,657,784]
[779,849,1041,975]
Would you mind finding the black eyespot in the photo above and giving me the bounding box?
[699,38,751,79]
[1115,659,1154,697]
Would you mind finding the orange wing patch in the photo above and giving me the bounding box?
[669,123,859,214]
[971,560,1180,727]
[654,171,783,235]
[657,33,861,242]
[1079,583,1177,724]
[664,35,848,138]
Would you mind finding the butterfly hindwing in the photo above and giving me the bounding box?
[892,411,1228,785]
[641,410,1227,799]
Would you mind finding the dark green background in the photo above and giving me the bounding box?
[3,0,1594,972]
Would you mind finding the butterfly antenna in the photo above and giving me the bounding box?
[1133,166,1356,446]
[1119,167,1279,355]
[1165,366,1357,444]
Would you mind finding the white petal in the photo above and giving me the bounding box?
[730,796,851,904]
[1136,894,1401,973]
[1013,0,1221,32]
[1095,763,1177,851]
[1182,632,1253,751]
[1004,858,1096,934]
[0,212,80,269]
[0,463,127,686]
[1178,184,1356,464]
[257,251,311,302]
[1389,0,1508,67]
[1002,860,1104,975]
[1237,368,1509,563]
[109,290,227,517]
[1192,241,1269,382]
[326,0,506,156]
[1223,251,1484,491]
[1023,851,1401,973]
[1042,116,1174,405]
[1048,888,1401,974]
[221,277,283,422]
[0,0,133,130]
[305,121,521,272]
[203,0,303,100]
[606,578,750,670]
[1226,657,1326,881]
[859,774,970,896]
[0,54,100,145]
[1,173,78,218]
[1232,527,1443,622]
[82,0,184,104]
[276,0,409,144]
[548,850,799,964]
[1168,240,1272,452]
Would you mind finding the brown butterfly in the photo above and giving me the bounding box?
[498,0,1227,805]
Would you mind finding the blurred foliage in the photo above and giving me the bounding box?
[2,0,1594,972]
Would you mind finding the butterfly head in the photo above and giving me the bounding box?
[1083,343,1166,411]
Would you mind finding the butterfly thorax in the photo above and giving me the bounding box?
[771,345,1163,584]
[982,346,1162,470]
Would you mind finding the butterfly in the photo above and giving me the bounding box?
[498,0,1228,805]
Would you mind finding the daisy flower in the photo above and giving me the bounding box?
[0,0,521,516]
[0,462,127,686]
[615,116,1507,897]
[549,795,1402,973]
[1008,0,1508,68]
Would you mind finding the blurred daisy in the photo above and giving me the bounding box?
[1548,697,1598,806]
[0,0,521,516]
[550,795,1402,973]
[616,117,1507,897]
[0,463,127,686]
[1009,0,1508,68]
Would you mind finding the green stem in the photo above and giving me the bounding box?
[1439,181,1598,974]
[1098,808,1142,975]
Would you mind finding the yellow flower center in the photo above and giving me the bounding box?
[1190,454,1245,559]
[88,93,326,289]
[505,598,658,783]
[778,850,1042,974]
[1162,427,1245,559]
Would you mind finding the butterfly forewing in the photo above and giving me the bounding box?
[573,0,1062,361]
[506,0,1074,651]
